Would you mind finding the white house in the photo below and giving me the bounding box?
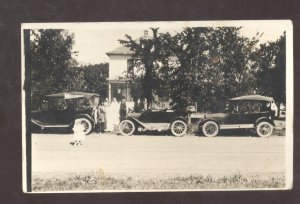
[106,44,134,102]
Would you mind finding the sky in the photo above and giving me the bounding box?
[56,21,288,65]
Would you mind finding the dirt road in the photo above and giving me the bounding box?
[31,133,285,179]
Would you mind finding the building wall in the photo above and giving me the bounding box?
[108,55,131,80]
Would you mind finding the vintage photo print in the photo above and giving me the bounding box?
[21,20,293,192]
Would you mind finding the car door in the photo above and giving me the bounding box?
[223,101,249,124]
[139,109,177,123]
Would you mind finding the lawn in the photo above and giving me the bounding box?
[32,173,285,192]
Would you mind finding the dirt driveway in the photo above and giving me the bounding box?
[31,133,285,179]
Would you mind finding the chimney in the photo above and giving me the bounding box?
[144,30,148,37]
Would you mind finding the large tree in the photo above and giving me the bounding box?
[159,27,212,109]
[205,27,260,111]
[252,33,286,116]
[119,28,170,108]
[160,27,260,112]
[29,29,78,109]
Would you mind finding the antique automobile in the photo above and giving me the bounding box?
[31,92,99,135]
[194,95,276,137]
[119,106,189,137]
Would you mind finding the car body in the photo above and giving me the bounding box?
[31,92,99,135]
[194,95,276,137]
[119,107,189,136]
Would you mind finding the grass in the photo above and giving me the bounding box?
[32,173,285,192]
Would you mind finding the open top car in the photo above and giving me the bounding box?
[31,92,99,135]
[195,95,276,137]
[119,106,189,137]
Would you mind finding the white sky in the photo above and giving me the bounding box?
[23,21,289,65]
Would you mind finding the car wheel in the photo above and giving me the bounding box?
[202,121,219,137]
[119,120,135,136]
[171,120,187,137]
[76,118,93,135]
[256,121,274,137]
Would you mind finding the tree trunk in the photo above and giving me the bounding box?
[276,102,281,118]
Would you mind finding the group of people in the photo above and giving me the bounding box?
[93,97,149,133]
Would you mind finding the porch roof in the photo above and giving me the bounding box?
[106,46,134,56]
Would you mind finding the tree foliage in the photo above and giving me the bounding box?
[80,63,109,98]
[119,28,171,108]
[29,29,78,109]
[119,27,286,113]
[28,29,108,109]
[159,27,260,112]
[252,33,286,114]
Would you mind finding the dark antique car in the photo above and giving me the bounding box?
[195,95,276,137]
[119,107,189,137]
[31,92,99,135]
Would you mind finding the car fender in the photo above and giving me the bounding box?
[171,117,188,124]
[198,119,220,130]
[127,116,146,129]
[75,114,96,125]
[255,117,275,127]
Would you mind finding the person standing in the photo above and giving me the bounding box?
[71,119,86,146]
[134,98,141,113]
[126,97,134,113]
[103,98,109,131]
[107,98,119,132]
[119,97,127,121]
[97,102,106,133]
[140,98,147,112]
[105,100,114,132]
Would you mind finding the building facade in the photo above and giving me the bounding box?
[106,45,133,102]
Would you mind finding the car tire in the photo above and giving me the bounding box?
[256,121,274,137]
[171,120,187,137]
[76,118,93,135]
[119,120,135,136]
[202,121,219,137]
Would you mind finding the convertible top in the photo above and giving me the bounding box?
[229,95,273,102]
[45,92,99,99]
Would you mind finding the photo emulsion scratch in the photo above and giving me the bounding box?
[21,20,293,192]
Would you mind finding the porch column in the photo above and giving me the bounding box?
[126,81,130,101]
[108,82,111,102]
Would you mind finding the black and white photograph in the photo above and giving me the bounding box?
[21,20,293,192]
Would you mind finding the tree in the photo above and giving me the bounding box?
[159,27,212,109]
[253,33,286,116]
[119,28,170,108]
[206,27,260,111]
[29,29,78,109]
[160,27,260,112]
[81,63,109,98]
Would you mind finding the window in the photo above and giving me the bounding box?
[127,59,134,76]
[230,101,261,114]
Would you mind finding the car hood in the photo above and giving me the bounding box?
[128,112,142,118]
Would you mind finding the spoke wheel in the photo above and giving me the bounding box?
[202,121,219,137]
[119,120,135,136]
[76,118,92,135]
[171,120,187,137]
[256,121,274,137]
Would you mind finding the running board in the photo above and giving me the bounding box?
[31,119,71,128]
[220,124,254,129]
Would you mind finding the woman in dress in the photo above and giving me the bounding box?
[106,98,119,132]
